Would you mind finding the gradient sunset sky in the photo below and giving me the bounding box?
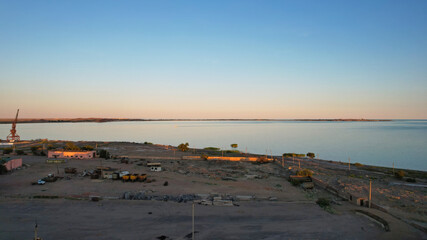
[1,0,426,119]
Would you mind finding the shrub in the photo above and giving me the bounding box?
[81,145,94,151]
[3,148,13,154]
[354,163,363,167]
[230,144,238,149]
[297,169,313,177]
[283,153,306,158]
[178,143,189,152]
[143,142,153,145]
[395,170,405,179]
[204,147,220,151]
[316,198,330,208]
[200,154,209,160]
[225,150,240,154]
[307,152,315,158]
[47,144,55,150]
[65,142,80,151]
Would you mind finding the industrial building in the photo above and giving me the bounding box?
[48,150,96,159]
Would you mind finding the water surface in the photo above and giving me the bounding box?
[1,120,426,171]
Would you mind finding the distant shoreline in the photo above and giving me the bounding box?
[0,118,393,124]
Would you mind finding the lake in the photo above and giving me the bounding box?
[1,120,426,171]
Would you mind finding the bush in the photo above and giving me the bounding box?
[65,142,80,151]
[178,143,189,152]
[395,170,405,179]
[307,152,315,158]
[283,153,306,158]
[316,198,330,208]
[15,150,25,155]
[144,142,153,145]
[200,154,209,160]
[297,169,313,177]
[3,148,13,154]
[225,150,240,154]
[81,145,94,151]
[204,147,220,151]
[230,144,238,149]
[354,162,363,167]
[47,144,55,150]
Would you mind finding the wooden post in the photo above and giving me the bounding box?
[369,180,372,208]
[192,202,195,240]
[298,159,301,168]
[282,155,284,167]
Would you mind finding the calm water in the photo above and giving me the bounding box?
[1,120,426,171]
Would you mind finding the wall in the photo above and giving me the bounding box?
[3,158,22,171]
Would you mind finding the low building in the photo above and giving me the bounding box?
[48,150,96,159]
[147,163,162,172]
[2,157,22,171]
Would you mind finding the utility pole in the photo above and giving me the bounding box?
[369,180,372,208]
[348,157,351,171]
[392,162,395,175]
[192,202,195,240]
[282,155,284,168]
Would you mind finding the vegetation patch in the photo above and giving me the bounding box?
[297,169,313,177]
[283,153,306,158]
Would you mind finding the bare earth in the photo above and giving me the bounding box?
[0,141,425,239]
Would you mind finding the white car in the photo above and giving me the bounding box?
[37,179,46,185]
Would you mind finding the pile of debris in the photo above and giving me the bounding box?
[122,191,200,203]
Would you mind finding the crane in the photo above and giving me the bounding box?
[7,109,20,142]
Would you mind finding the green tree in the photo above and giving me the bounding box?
[81,145,94,151]
[201,153,209,160]
[307,152,315,158]
[230,143,238,149]
[65,142,80,151]
[178,143,189,152]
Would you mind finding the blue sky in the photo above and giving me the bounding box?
[0,0,426,118]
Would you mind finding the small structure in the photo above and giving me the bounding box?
[100,167,117,179]
[48,150,96,159]
[147,163,162,172]
[2,157,22,171]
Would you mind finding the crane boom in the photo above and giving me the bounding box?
[7,109,20,142]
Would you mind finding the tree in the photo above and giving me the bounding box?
[230,144,238,149]
[201,153,209,160]
[307,152,315,158]
[65,142,80,151]
[81,145,94,151]
[178,143,189,152]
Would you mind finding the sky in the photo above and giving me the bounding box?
[0,0,426,119]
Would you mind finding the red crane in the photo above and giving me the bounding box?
[7,109,20,142]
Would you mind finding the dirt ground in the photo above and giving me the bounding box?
[0,141,426,239]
